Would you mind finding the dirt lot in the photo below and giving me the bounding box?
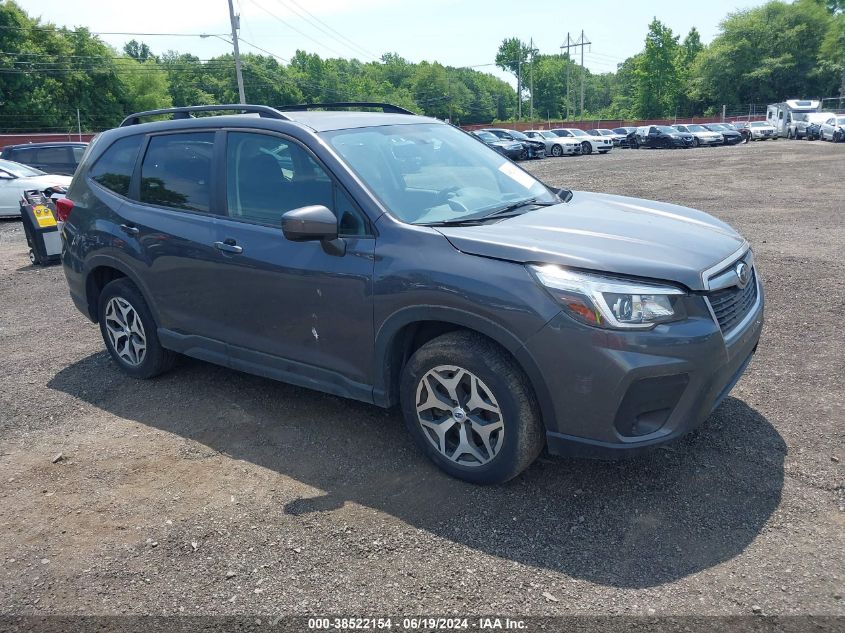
[0,140,843,623]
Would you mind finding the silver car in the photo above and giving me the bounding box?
[0,159,72,217]
[523,130,582,157]
[819,115,845,142]
[672,124,723,147]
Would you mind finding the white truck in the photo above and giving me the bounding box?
[766,99,820,137]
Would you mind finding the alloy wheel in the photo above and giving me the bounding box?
[551,144,563,157]
[414,365,504,467]
[104,296,147,366]
[581,141,592,155]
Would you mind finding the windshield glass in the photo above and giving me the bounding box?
[837,117,845,125]
[538,131,558,139]
[657,126,677,134]
[0,159,44,177]
[686,124,708,132]
[325,123,557,226]
[566,129,588,137]
[750,121,768,127]
[507,130,529,140]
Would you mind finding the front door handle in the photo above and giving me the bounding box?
[119,224,139,236]
[214,239,243,254]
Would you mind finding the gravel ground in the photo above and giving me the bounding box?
[0,140,843,623]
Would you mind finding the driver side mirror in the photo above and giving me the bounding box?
[281,205,345,256]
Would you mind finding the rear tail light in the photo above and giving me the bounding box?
[55,198,74,222]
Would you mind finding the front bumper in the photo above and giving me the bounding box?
[523,282,764,458]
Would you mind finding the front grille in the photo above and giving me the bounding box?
[706,269,758,334]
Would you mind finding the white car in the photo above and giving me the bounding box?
[788,112,835,139]
[522,130,581,157]
[819,115,845,142]
[747,121,778,140]
[549,128,613,155]
[0,159,72,217]
[672,124,723,147]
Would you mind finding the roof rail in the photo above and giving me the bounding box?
[119,104,289,127]
[276,102,416,115]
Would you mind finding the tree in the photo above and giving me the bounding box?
[123,40,154,62]
[495,37,536,117]
[633,19,681,118]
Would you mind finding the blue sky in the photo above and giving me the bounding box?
[24,0,767,85]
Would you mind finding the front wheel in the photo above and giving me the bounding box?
[98,278,175,379]
[551,144,563,157]
[581,141,592,155]
[400,332,544,485]
[693,137,700,148]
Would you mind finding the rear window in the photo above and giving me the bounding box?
[140,133,214,213]
[89,135,143,197]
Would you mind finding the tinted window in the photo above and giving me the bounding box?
[140,133,214,212]
[72,146,86,162]
[11,147,37,163]
[36,147,69,165]
[226,132,334,226]
[89,135,143,197]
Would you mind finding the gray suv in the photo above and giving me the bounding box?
[59,103,764,484]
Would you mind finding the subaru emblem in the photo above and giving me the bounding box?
[735,262,751,288]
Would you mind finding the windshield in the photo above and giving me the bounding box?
[837,117,845,125]
[686,124,708,132]
[538,131,558,139]
[750,121,769,127]
[0,159,44,177]
[566,129,589,137]
[597,129,614,135]
[507,130,529,140]
[325,123,558,226]
[657,126,678,134]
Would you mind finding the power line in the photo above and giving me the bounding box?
[244,0,350,59]
[273,0,379,61]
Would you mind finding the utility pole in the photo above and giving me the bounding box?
[529,37,534,122]
[227,0,246,104]
[517,56,522,120]
[561,32,590,120]
[76,108,82,141]
[579,30,591,120]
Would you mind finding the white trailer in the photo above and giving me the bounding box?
[766,99,821,137]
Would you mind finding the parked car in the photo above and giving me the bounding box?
[787,112,835,140]
[745,121,778,140]
[612,127,638,148]
[548,128,613,155]
[707,123,747,144]
[819,115,845,142]
[633,125,694,149]
[471,130,524,160]
[805,121,823,141]
[59,102,763,484]
[0,142,88,176]
[522,130,581,157]
[0,159,72,217]
[482,128,545,159]
[587,129,625,147]
[672,124,723,147]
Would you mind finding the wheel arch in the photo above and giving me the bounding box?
[83,256,155,324]
[373,307,555,434]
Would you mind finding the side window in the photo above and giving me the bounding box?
[140,133,214,212]
[35,146,69,165]
[225,132,334,226]
[72,146,86,163]
[13,148,36,164]
[89,135,143,197]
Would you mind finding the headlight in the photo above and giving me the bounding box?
[528,265,687,330]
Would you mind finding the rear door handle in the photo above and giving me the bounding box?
[119,224,139,236]
[214,240,243,254]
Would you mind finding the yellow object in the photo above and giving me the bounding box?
[33,204,57,228]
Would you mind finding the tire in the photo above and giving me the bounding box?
[835,131,843,143]
[581,141,592,155]
[518,147,528,160]
[551,144,563,157]
[98,278,175,379]
[28,249,37,265]
[693,137,700,148]
[400,331,544,485]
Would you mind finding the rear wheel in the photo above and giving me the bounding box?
[98,278,175,379]
[518,147,528,160]
[581,141,592,155]
[400,332,544,485]
[551,144,563,157]
[693,137,700,147]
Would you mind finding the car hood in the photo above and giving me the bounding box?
[435,191,746,291]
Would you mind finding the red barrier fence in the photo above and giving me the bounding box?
[462,116,728,131]
[0,133,96,147]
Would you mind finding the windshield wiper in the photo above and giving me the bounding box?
[420,197,556,228]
